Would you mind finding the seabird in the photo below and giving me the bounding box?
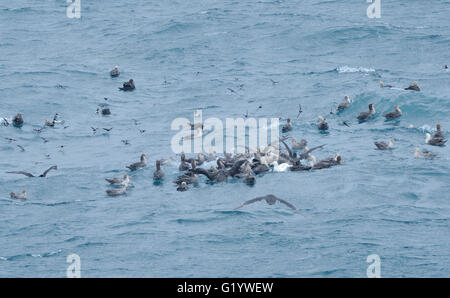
[425,133,447,146]
[106,185,128,197]
[119,79,135,91]
[103,128,113,132]
[177,181,188,191]
[384,105,402,119]
[317,116,329,131]
[337,95,351,112]
[297,104,303,118]
[234,194,301,214]
[379,81,393,88]
[312,154,343,169]
[10,190,27,200]
[126,154,147,171]
[414,148,437,159]
[281,118,292,133]
[291,138,307,150]
[357,104,376,121]
[105,174,130,186]
[101,108,111,115]
[179,153,190,171]
[374,138,395,150]
[1,118,9,127]
[405,81,420,91]
[44,114,59,127]
[433,123,445,139]
[110,66,120,77]
[12,113,24,127]
[6,165,57,178]
[174,170,198,185]
[153,160,165,180]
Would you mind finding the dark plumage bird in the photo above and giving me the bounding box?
[126,154,147,171]
[384,105,402,119]
[177,181,188,191]
[379,81,394,88]
[174,170,198,185]
[153,160,165,180]
[110,66,120,77]
[374,138,394,150]
[425,133,447,147]
[317,116,329,131]
[12,113,24,127]
[281,118,292,133]
[405,81,420,91]
[337,95,351,112]
[234,194,301,214]
[6,165,57,178]
[312,154,343,170]
[357,104,376,121]
[433,123,445,139]
[119,79,135,91]
[178,153,191,171]
[101,108,111,115]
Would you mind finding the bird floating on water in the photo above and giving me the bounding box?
[126,154,147,171]
[110,66,120,77]
[12,113,24,128]
[384,105,402,119]
[374,138,395,150]
[357,104,376,121]
[405,81,420,91]
[10,190,27,200]
[119,79,135,91]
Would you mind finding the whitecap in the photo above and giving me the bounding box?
[336,66,375,74]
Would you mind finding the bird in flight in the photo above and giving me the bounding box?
[6,165,58,178]
[234,194,301,215]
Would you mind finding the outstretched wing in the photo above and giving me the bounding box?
[233,197,265,210]
[6,171,34,177]
[280,139,293,158]
[40,165,57,177]
[277,199,302,215]
[305,144,326,154]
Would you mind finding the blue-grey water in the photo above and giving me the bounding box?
[1,0,449,277]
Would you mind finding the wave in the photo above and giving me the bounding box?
[335,66,376,74]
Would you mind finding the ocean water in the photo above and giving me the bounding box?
[0,0,449,277]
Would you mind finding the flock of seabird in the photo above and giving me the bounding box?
[3,66,448,214]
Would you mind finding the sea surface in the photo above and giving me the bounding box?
[0,0,449,277]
